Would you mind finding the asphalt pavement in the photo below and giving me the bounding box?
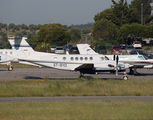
[0,68,153,81]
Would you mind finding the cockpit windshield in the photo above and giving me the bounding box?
[143,55,148,60]
[105,56,109,60]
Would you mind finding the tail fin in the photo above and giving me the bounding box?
[77,44,98,55]
[8,37,35,57]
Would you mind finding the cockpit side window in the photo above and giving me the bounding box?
[100,57,104,61]
[138,56,144,60]
[105,56,109,60]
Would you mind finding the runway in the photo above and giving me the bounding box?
[1,96,153,102]
[0,68,153,81]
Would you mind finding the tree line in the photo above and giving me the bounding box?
[0,22,92,50]
[1,0,153,50]
[92,0,153,46]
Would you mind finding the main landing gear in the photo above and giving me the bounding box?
[129,68,138,75]
[123,72,128,80]
[79,72,84,78]
[8,62,13,71]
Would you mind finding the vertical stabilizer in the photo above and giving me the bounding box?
[77,44,98,55]
[8,37,35,57]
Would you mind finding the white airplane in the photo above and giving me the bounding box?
[7,37,128,79]
[77,44,153,75]
[0,54,15,71]
[0,37,57,70]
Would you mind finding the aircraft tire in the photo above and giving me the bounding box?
[123,76,128,80]
[8,66,13,71]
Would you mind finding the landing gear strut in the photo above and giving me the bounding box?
[80,72,84,78]
[8,62,13,71]
[129,68,138,75]
[123,72,128,80]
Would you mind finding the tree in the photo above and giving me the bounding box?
[29,24,39,31]
[9,23,15,29]
[92,19,118,42]
[82,27,91,34]
[69,28,81,42]
[15,32,23,37]
[14,25,20,31]
[129,0,153,25]
[22,30,27,35]
[94,8,112,22]
[109,0,132,27]
[39,24,71,46]
[21,24,28,30]
[117,23,145,43]
[27,36,39,49]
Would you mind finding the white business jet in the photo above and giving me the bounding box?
[77,44,153,75]
[8,37,128,80]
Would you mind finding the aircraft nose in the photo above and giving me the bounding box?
[118,64,125,68]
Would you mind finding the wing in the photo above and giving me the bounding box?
[75,63,94,71]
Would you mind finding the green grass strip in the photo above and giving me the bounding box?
[0,100,153,120]
[0,78,153,97]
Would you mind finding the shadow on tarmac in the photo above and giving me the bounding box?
[24,76,122,80]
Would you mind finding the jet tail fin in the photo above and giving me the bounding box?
[8,37,35,57]
[77,44,98,55]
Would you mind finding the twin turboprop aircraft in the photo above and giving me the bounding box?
[3,37,128,80]
[77,44,153,75]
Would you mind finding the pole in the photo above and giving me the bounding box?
[6,9,9,37]
[141,4,143,25]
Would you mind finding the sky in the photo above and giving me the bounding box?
[0,0,133,26]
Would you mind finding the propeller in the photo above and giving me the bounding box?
[116,55,119,76]
[113,55,119,76]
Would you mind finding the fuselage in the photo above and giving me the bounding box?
[107,55,153,68]
[18,54,125,72]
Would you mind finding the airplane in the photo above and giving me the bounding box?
[0,37,58,70]
[7,37,128,80]
[77,44,153,75]
[0,53,15,71]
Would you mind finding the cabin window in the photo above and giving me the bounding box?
[0,56,1,60]
[90,57,93,60]
[80,57,83,61]
[5,52,7,55]
[75,57,78,61]
[63,57,66,61]
[138,56,144,60]
[10,52,12,55]
[85,57,88,60]
[119,57,124,60]
[54,57,57,60]
[0,51,2,54]
[130,57,135,60]
[71,57,74,61]
[125,57,130,60]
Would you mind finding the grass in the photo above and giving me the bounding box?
[0,78,153,97]
[0,100,153,120]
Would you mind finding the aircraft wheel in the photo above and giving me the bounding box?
[8,66,13,71]
[123,76,128,80]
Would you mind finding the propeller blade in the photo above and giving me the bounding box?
[116,55,119,65]
[113,55,115,61]
[116,55,119,76]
